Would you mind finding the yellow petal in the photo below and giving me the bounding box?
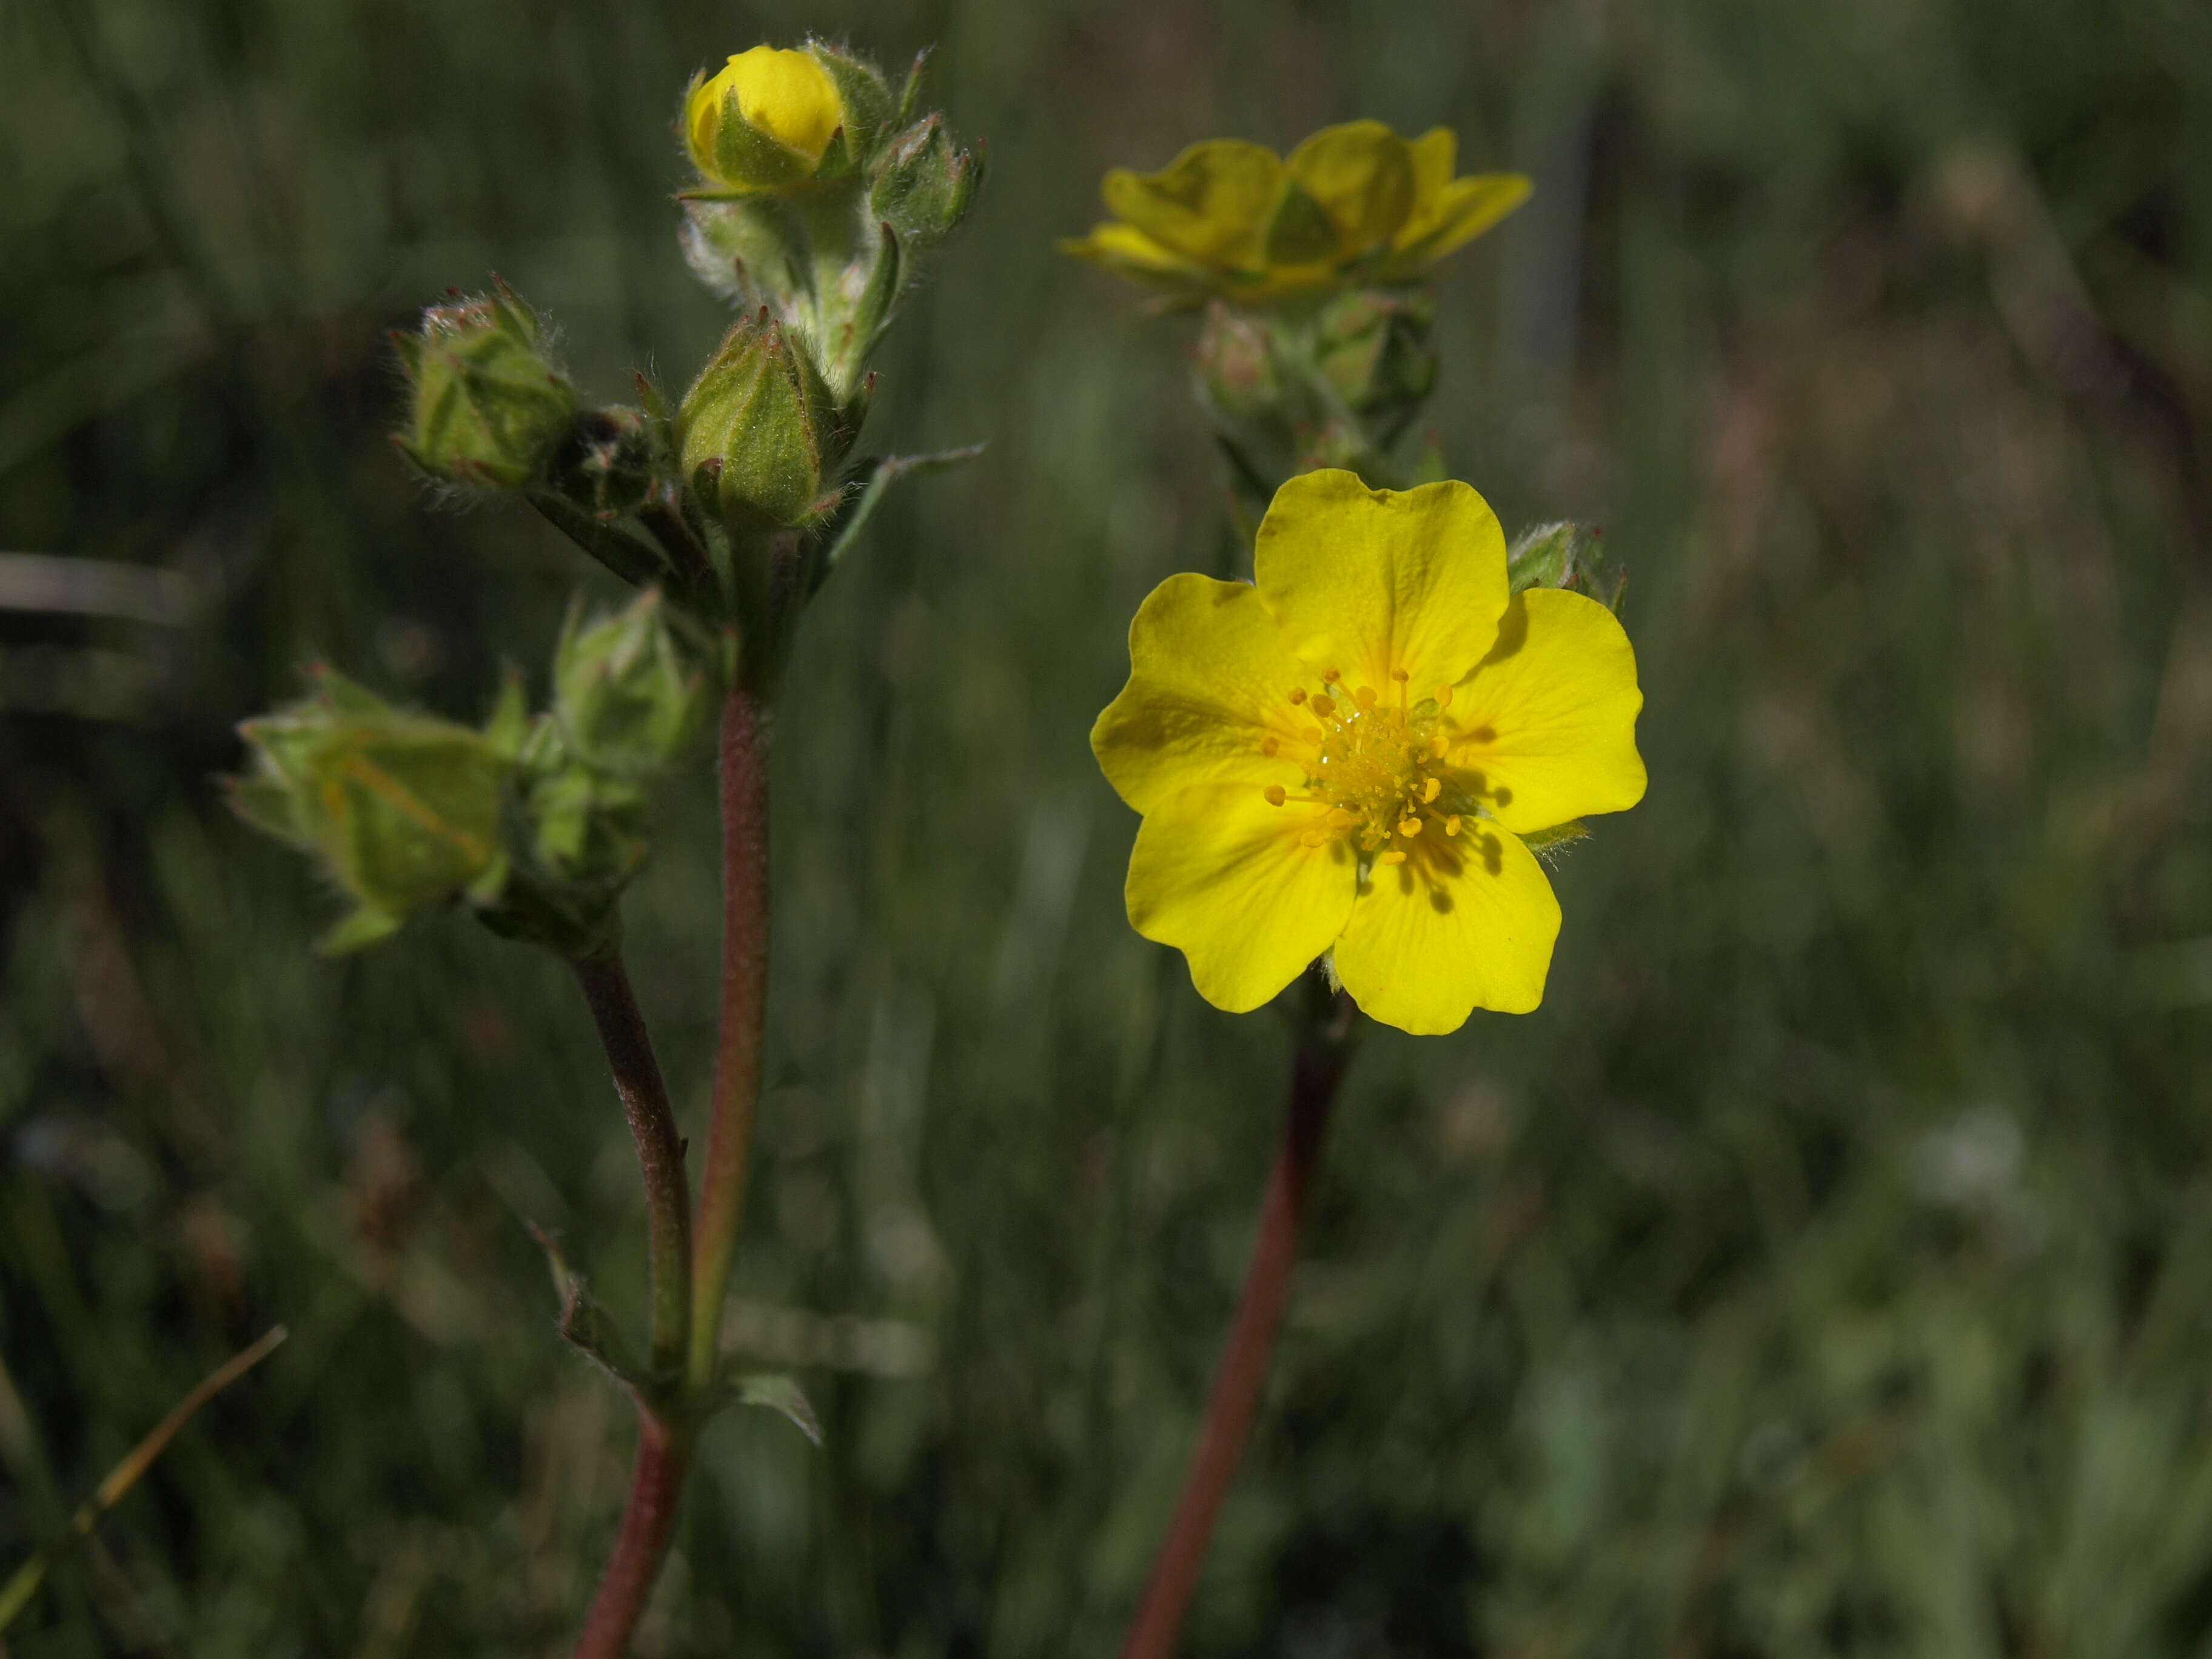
[1091,574,1309,814]
[717,46,844,163]
[1450,589,1646,834]
[1058,222,1204,280]
[1253,469,1509,697]
[1404,127,1458,219]
[1283,121,1417,255]
[1392,173,1530,260]
[1333,820,1560,1031]
[1102,139,1283,268]
[1125,783,1356,1014]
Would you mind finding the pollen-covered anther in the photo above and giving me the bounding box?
[1264,785,1287,806]
[1444,815,1461,836]
[1300,829,1329,847]
[1322,668,1342,683]
[1421,778,1441,803]
[1435,686,1453,708]
[1378,850,1408,865]
[1392,668,1410,682]
[1289,686,1307,705]
[1398,817,1422,838]
[1261,736,1280,756]
[1310,693,1336,717]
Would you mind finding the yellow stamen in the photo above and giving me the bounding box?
[1300,830,1330,847]
[1355,686,1377,710]
[1421,777,1441,803]
[1327,808,1358,828]
[1444,815,1461,836]
[1289,686,1307,705]
[1261,736,1279,756]
[1264,785,1287,806]
[1378,850,1408,865]
[1322,667,1341,683]
[1391,668,1410,682]
[1309,694,1335,717]
[1398,817,1422,838]
[1435,686,1453,708]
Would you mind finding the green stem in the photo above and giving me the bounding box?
[687,673,774,1390]
[569,953,693,1373]
[1114,985,1356,1659]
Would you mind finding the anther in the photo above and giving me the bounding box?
[1444,815,1461,836]
[1355,686,1377,710]
[1435,686,1453,708]
[1421,778,1441,803]
[1430,734,1449,758]
[1398,817,1423,839]
[1379,850,1408,865]
[1261,736,1280,756]
[1392,668,1410,682]
[1322,667,1341,683]
[1289,687,1307,705]
[1309,694,1335,717]
[1327,808,1358,828]
[1264,785,1287,806]
[1300,830,1330,847]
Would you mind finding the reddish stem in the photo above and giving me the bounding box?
[1116,991,1355,1659]
[688,675,773,1389]
[571,1409,692,1659]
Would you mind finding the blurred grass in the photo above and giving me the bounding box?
[4,0,2212,1654]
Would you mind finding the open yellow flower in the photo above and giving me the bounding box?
[1091,471,1644,1034]
[1061,122,1530,303]
[685,45,848,195]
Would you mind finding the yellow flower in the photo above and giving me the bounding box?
[685,45,847,194]
[1061,122,1530,303]
[1091,471,1645,1034]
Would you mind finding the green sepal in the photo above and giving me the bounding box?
[869,115,981,255]
[709,83,817,193]
[1519,820,1591,865]
[317,906,404,956]
[806,40,896,158]
[894,48,930,126]
[1264,179,1341,266]
[1507,521,1626,612]
[394,283,577,490]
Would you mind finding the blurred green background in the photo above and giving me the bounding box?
[5,0,2212,1653]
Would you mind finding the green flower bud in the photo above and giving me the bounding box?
[677,312,859,534]
[552,589,711,779]
[394,285,577,489]
[1315,289,1436,424]
[1507,521,1626,613]
[229,669,513,952]
[1194,301,1282,420]
[870,112,982,253]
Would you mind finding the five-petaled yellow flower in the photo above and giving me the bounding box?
[1061,122,1530,303]
[1091,471,1645,1035]
[685,45,847,195]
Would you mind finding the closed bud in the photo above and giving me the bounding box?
[394,285,576,489]
[677,312,857,532]
[552,589,710,779]
[229,669,512,953]
[1314,289,1436,423]
[1194,302,1282,420]
[870,113,981,253]
[685,45,851,196]
[1507,521,1626,613]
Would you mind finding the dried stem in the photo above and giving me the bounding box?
[1115,987,1356,1659]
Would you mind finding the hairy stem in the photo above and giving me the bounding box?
[571,1409,693,1659]
[688,674,773,1390]
[570,952,693,1373]
[1116,987,1356,1659]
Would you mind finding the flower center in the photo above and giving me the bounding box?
[1262,668,1467,865]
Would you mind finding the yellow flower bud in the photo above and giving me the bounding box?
[685,45,847,193]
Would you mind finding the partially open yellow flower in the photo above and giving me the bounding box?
[1061,123,1530,303]
[1091,471,1644,1034]
[685,46,847,194]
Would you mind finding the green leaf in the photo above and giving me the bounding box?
[808,442,985,596]
[529,1225,650,1392]
[722,1373,823,1446]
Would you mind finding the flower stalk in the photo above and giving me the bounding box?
[1117,979,1357,1659]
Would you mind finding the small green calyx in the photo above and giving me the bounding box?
[1313,289,1436,426]
[229,669,513,953]
[1507,521,1626,613]
[394,284,577,489]
[870,113,981,254]
[677,312,859,536]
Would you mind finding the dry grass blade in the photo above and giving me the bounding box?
[0,1327,288,1634]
